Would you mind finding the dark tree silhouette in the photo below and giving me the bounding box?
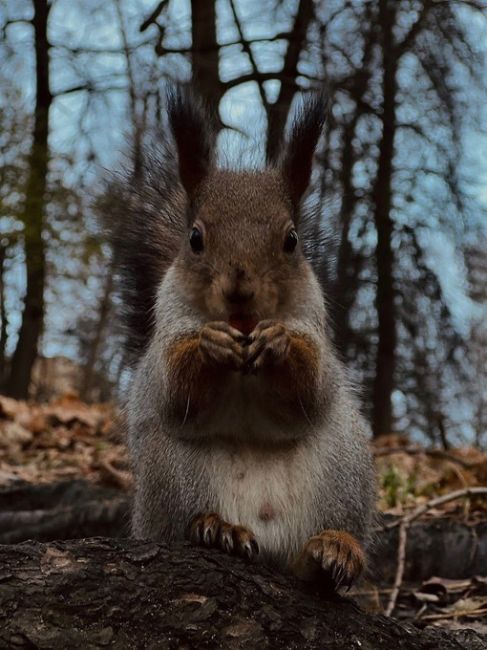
[7,0,52,398]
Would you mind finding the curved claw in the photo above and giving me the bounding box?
[189,513,258,561]
[293,530,365,591]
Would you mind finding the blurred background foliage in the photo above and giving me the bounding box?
[0,0,485,446]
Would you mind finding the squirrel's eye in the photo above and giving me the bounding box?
[189,227,204,253]
[284,229,298,253]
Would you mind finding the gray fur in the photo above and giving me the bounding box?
[127,265,376,567]
[116,87,376,571]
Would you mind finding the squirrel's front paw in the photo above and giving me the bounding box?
[199,322,246,371]
[189,512,259,559]
[293,530,365,591]
[244,320,291,373]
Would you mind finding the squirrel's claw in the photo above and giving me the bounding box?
[243,321,291,373]
[220,522,235,553]
[292,529,365,591]
[189,512,259,560]
[238,530,260,559]
[331,560,349,591]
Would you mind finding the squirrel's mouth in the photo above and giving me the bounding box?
[229,313,258,337]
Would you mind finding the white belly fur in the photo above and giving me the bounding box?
[204,441,319,563]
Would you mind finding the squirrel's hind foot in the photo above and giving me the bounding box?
[189,512,259,560]
[292,530,365,591]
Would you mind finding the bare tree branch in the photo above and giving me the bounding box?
[140,0,169,33]
[228,0,270,114]
[395,0,433,56]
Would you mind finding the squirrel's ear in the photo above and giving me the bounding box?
[167,85,215,200]
[280,92,327,207]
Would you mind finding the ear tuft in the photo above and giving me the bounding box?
[280,92,327,207]
[166,85,216,200]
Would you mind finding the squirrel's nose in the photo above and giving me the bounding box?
[223,267,254,305]
[224,286,255,304]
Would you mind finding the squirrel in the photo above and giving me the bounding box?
[107,86,376,590]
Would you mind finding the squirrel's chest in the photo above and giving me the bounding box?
[203,444,318,562]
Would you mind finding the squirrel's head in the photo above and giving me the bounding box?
[168,86,326,324]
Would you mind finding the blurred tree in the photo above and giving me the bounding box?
[326,5,377,360]
[465,242,487,447]
[7,0,52,398]
[2,0,159,400]
[78,260,118,402]
[77,0,162,401]
[264,0,314,162]
[0,243,7,380]
[369,0,399,437]
[142,0,315,153]
[316,0,486,437]
[191,1,220,105]
[0,82,29,386]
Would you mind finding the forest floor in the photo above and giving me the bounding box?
[0,392,486,637]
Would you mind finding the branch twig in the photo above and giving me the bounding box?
[384,487,487,617]
[228,0,270,114]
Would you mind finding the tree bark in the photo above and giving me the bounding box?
[0,537,479,649]
[7,0,52,399]
[371,0,398,436]
[334,21,375,357]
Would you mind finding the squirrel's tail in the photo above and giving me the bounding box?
[101,86,217,362]
[100,138,186,362]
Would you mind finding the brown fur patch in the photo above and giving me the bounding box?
[166,336,217,422]
[173,170,303,321]
[167,329,320,427]
[261,333,320,422]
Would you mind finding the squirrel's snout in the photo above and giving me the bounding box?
[222,268,255,306]
[223,286,255,305]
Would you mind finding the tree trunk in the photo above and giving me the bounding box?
[0,242,8,383]
[0,479,128,544]
[80,269,114,400]
[334,21,376,358]
[0,537,479,649]
[266,0,314,163]
[191,0,222,107]
[7,0,52,399]
[371,0,398,436]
